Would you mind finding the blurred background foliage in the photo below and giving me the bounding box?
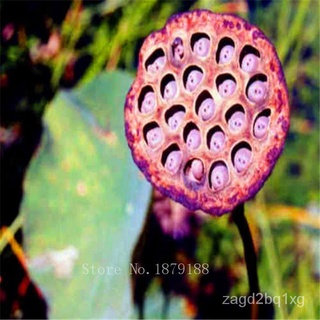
[0,0,319,319]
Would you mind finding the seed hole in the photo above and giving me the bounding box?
[231,142,252,173]
[143,122,163,149]
[209,161,229,191]
[161,74,178,100]
[225,104,246,133]
[138,86,156,114]
[184,158,205,184]
[216,37,235,64]
[172,37,184,61]
[216,74,237,98]
[161,144,182,174]
[183,122,201,150]
[207,126,226,152]
[191,33,210,57]
[246,74,268,104]
[239,45,260,73]
[253,109,271,139]
[195,91,215,121]
[145,48,166,73]
[183,66,204,92]
[165,105,186,131]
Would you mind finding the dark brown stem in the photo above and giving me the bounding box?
[232,203,260,294]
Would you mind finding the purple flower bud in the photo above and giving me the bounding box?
[165,150,182,174]
[218,79,236,98]
[254,115,269,138]
[219,45,234,64]
[147,56,166,73]
[247,80,267,103]
[209,131,225,152]
[186,70,203,92]
[199,98,215,121]
[186,129,201,150]
[211,164,229,190]
[234,148,252,172]
[141,92,156,114]
[146,127,163,149]
[168,111,185,131]
[241,53,259,73]
[164,80,177,100]
[194,38,210,57]
[228,111,245,132]
[190,159,204,181]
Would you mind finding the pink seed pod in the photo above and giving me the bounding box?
[241,53,259,73]
[164,80,177,100]
[219,45,234,64]
[147,56,166,73]
[228,111,245,132]
[165,150,182,174]
[247,80,267,103]
[186,129,201,150]
[168,111,185,130]
[146,127,163,149]
[211,164,229,190]
[218,79,236,98]
[199,98,215,121]
[194,37,210,57]
[186,70,203,92]
[209,131,225,152]
[234,148,252,172]
[254,115,269,138]
[141,92,156,114]
[189,159,204,181]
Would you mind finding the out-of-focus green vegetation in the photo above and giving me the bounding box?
[1,0,319,318]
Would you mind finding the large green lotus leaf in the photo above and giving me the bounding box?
[21,71,152,318]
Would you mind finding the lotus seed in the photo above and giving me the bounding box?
[146,127,163,149]
[241,53,259,73]
[186,70,203,92]
[190,159,204,181]
[234,148,252,172]
[218,79,236,98]
[194,37,210,57]
[209,131,225,152]
[228,111,245,132]
[211,164,229,190]
[147,56,166,73]
[186,129,201,150]
[219,45,234,64]
[254,115,269,138]
[168,111,185,131]
[199,98,215,121]
[165,150,182,174]
[163,80,177,100]
[247,80,267,103]
[141,92,156,114]
[172,37,184,60]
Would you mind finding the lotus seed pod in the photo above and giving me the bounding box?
[211,164,229,190]
[219,45,234,64]
[172,37,184,60]
[234,148,252,173]
[146,127,163,149]
[209,131,225,152]
[199,98,215,121]
[186,129,201,150]
[218,79,236,98]
[194,37,210,57]
[165,150,182,174]
[190,159,204,181]
[241,53,259,73]
[254,115,269,138]
[186,70,203,92]
[164,80,177,100]
[141,92,156,114]
[228,111,245,132]
[147,56,166,73]
[168,111,185,131]
[247,80,267,103]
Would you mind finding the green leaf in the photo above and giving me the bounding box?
[21,71,152,318]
